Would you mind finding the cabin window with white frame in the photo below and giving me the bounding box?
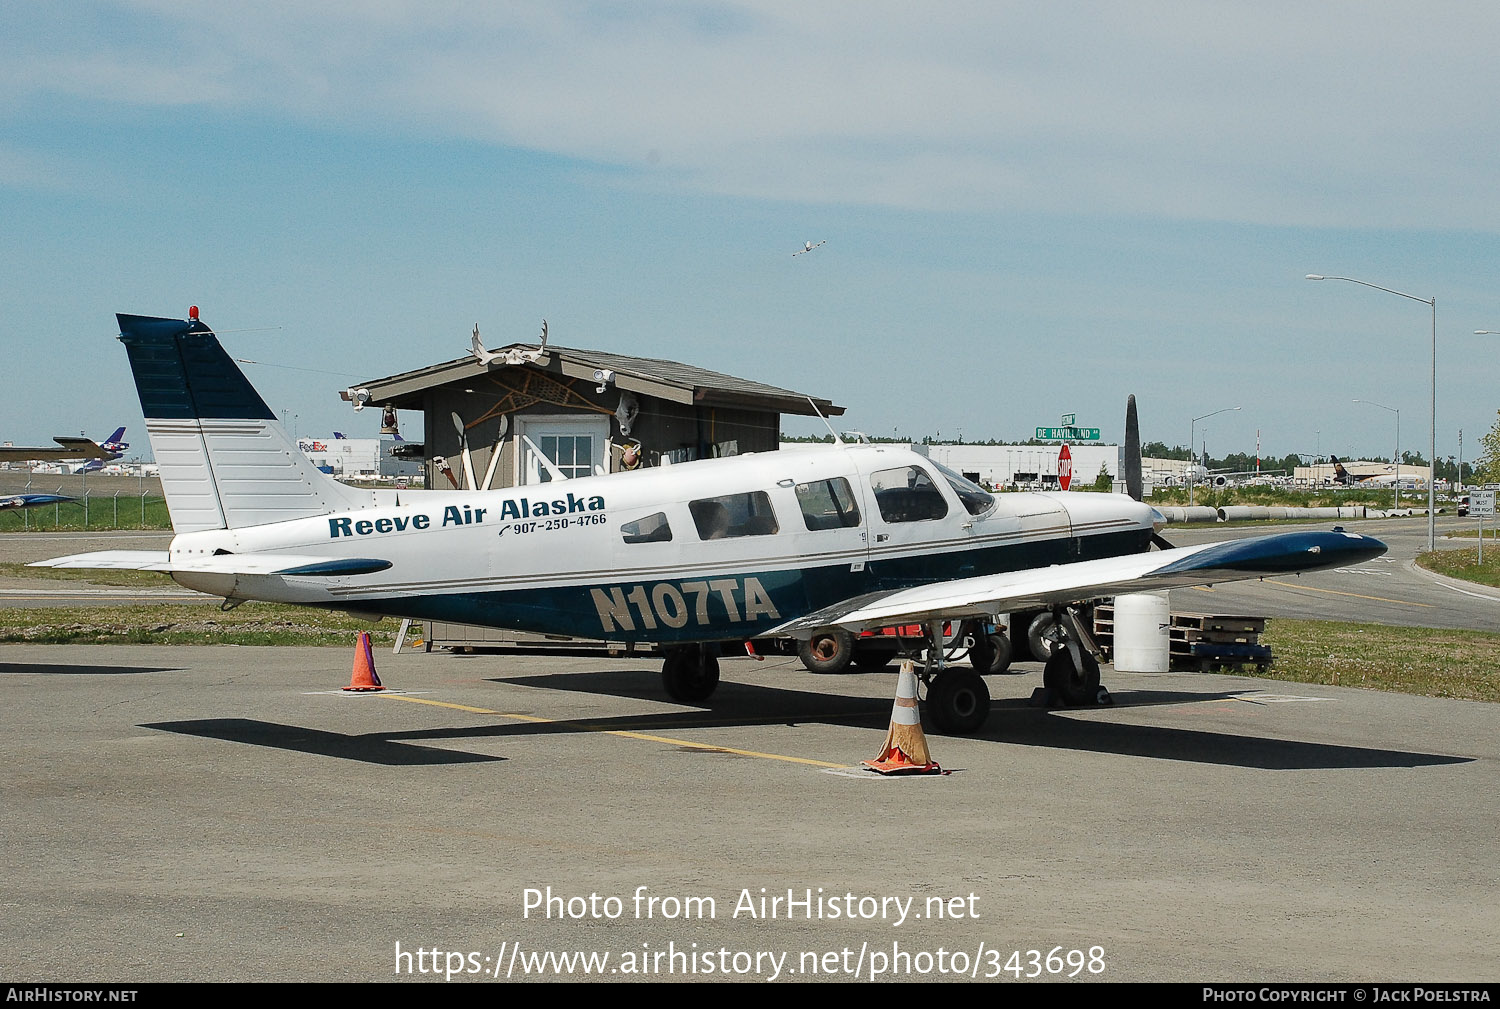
[795,477,862,531]
[620,511,673,544]
[689,491,779,539]
[870,465,949,523]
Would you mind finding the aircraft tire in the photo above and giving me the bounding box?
[968,631,1013,674]
[926,671,990,734]
[1043,649,1101,706]
[662,647,720,703]
[797,629,855,674]
[1026,612,1065,660]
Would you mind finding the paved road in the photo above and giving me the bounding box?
[1,645,1495,982]
[1164,514,1500,630]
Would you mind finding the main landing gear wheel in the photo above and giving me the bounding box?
[967,630,1013,674]
[1043,648,1101,707]
[1027,612,1066,660]
[662,646,720,703]
[926,670,990,734]
[797,628,855,674]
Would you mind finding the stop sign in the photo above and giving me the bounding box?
[1058,444,1073,491]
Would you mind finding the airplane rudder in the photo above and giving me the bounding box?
[115,312,275,422]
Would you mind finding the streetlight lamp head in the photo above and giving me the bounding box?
[1305,275,1325,281]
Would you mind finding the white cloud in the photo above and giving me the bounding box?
[8,1,1500,228]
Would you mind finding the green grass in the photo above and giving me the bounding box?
[0,497,173,531]
[1148,485,1460,510]
[1257,618,1500,702]
[0,562,174,587]
[1415,546,1500,589]
[0,601,399,647]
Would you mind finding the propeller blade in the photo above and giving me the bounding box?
[1123,394,1143,502]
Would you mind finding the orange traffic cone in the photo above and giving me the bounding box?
[863,660,941,775]
[343,631,385,692]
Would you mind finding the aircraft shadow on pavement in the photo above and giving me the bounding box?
[133,675,1470,772]
[983,701,1470,770]
[140,718,505,766]
[0,662,180,675]
[470,669,1469,771]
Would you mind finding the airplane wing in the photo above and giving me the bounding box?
[31,552,392,577]
[0,437,113,462]
[0,493,75,511]
[769,530,1386,638]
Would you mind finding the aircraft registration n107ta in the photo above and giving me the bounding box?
[36,312,1388,733]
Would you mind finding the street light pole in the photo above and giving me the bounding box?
[1306,275,1436,551]
[1189,406,1240,507]
[1353,398,1400,509]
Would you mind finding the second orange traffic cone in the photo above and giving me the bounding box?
[863,660,941,775]
[343,631,385,692]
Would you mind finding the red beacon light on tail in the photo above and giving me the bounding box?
[188,305,199,322]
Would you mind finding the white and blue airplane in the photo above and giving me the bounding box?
[35,311,1388,732]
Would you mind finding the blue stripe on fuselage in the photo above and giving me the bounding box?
[319,527,1155,644]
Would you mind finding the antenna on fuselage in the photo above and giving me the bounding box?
[806,397,844,446]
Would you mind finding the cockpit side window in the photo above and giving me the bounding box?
[689,491,779,539]
[931,460,995,517]
[620,511,673,544]
[795,477,862,531]
[870,466,949,523]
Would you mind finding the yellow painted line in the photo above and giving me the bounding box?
[1262,579,1432,608]
[380,692,850,768]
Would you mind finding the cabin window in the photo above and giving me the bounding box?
[621,511,673,544]
[689,491,779,539]
[795,477,862,531]
[870,465,949,523]
[932,460,995,517]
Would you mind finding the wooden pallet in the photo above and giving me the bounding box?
[1094,606,1271,672]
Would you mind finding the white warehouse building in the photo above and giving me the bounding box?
[911,443,1120,490]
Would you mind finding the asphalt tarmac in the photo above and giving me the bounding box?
[2,643,1495,983]
[1,517,1496,983]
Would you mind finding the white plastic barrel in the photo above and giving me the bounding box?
[1111,591,1171,672]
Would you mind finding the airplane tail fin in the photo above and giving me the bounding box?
[117,312,373,533]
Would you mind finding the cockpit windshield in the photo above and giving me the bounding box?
[931,460,995,517]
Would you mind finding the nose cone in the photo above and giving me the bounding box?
[1053,490,1160,538]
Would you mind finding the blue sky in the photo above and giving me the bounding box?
[4,2,1499,467]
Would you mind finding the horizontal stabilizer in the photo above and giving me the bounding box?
[768,530,1386,637]
[31,550,172,570]
[31,552,390,577]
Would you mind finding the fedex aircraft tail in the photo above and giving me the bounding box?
[117,311,373,533]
